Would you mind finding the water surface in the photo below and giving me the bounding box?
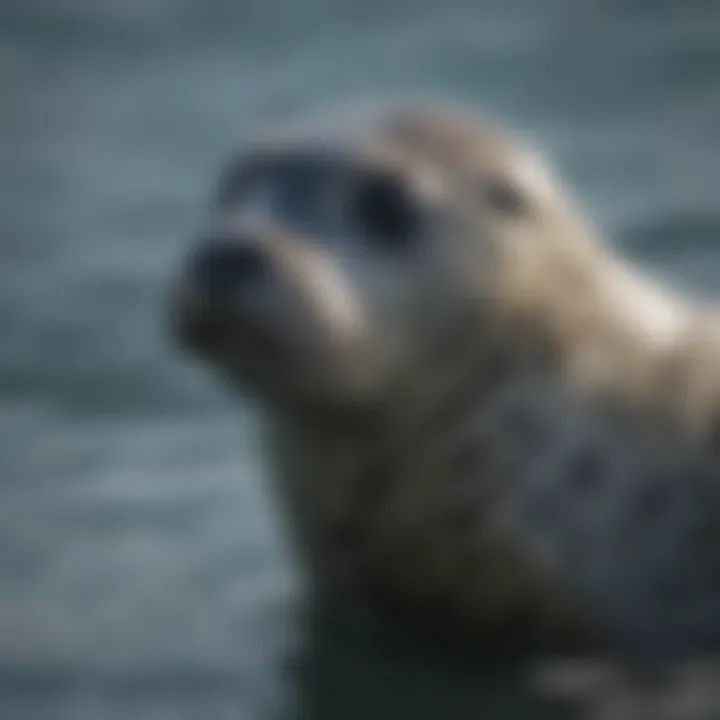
[3,0,720,717]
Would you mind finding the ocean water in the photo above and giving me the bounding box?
[3,0,720,718]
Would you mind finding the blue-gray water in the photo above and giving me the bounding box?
[3,1,720,718]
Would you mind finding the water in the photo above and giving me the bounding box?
[2,0,720,717]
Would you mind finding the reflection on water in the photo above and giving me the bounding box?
[3,0,720,717]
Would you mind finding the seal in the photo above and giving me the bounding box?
[169,102,720,650]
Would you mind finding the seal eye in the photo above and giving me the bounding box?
[349,171,419,249]
[482,177,526,216]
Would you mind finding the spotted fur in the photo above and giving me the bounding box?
[172,102,720,650]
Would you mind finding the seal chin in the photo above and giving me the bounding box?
[224,347,387,422]
[173,311,228,357]
[170,290,235,359]
[173,294,386,415]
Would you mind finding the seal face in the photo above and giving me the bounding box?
[172,105,555,415]
[170,102,720,650]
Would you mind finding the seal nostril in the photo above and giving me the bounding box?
[192,237,267,291]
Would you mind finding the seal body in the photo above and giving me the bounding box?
[170,102,720,650]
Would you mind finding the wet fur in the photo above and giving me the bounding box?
[174,104,720,651]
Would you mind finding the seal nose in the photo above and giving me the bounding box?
[191,235,267,292]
